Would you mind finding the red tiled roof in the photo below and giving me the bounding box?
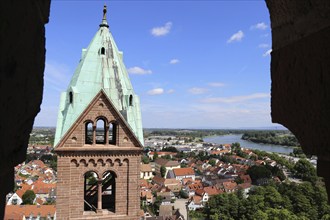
[188,183,203,191]
[5,205,56,219]
[239,174,252,183]
[222,181,237,191]
[173,168,194,177]
[204,186,220,196]
[238,182,252,190]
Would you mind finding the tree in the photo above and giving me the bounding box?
[141,156,150,164]
[160,165,166,178]
[179,189,189,199]
[293,159,317,182]
[208,159,216,166]
[247,165,272,184]
[22,190,36,205]
[153,151,158,161]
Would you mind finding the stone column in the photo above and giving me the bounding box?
[97,179,102,210]
[105,125,109,144]
[93,125,96,144]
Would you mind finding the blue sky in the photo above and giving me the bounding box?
[35,0,279,129]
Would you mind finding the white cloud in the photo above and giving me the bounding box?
[227,30,244,43]
[263,49,272,57]
[188,87,208,95]
[44,62,71,92]
[167,89,175,94]
[251,22,268,30]
[258,43,270,48]
[127,66,152,75]
[208,82,225,87]
[147,88,164,95]
[151,22,172,37]
[201,93,270,103]
[169,59,179,64]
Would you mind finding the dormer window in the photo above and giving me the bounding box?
[101,47,105,55]
[69,92,73,104]
[129,95,133,106]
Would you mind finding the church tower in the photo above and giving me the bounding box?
[54,5,143,219]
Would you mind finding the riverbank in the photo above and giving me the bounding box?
[203,134,293,154]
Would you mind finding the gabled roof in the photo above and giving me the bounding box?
[204,186,221,196]
[155,158,180,167]
[173,168,195,177]
[141,164,152,172]
[55,90,143,150]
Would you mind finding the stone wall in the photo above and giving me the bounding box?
[266,0,330,198]
[0,0,50,218]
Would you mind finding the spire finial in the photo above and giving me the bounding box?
[100,4,109,28]
[103,4,107,20]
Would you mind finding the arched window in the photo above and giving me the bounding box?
[108,122,117,145]
[102,171,116,212]
[101,47,105,55]
[96,118,106,144]
[84,171,98,212]
[85,122,93,144]
[129,95,133,106]
[69,91,73,104]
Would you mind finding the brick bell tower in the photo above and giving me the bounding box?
[54,5,143,219]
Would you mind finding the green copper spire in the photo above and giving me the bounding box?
[54,5,144,146]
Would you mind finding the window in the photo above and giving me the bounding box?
[108,122,117,145]
[102,171,116,212]
[129,95,133,106]
[85,122,93,144]
[69,91,73,104]
[96,118,106,144]
[101,47,105,55]
[84,171,98,212]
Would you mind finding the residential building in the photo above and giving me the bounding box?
[173,168,195,181]
[141,163,153,179]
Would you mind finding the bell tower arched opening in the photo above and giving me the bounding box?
[84,171,99,212]
[102,170,117,212]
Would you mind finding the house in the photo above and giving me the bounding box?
[255,160,266,166]
[164,179,182,193]
[152,176,165,186]
[187,195,203,211]
[159,204,173,217]
[266,160,277,167]
[6,193,23,205]
[4,205,56,219]
[195,189,209,203]
[186,182,203,197]
[141,190,154,205]
[173,168,195,181]
[204,186,222,197]
[155,158,180,177]
[237,182,252,198]
[141,163,154,179]
[148,151,177,160]
[222,181,237,193]
[209,149,229,156]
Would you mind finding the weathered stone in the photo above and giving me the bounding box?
[266,0,330,201]
[0,0,50,218]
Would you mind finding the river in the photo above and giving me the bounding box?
[203,134,293,154]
